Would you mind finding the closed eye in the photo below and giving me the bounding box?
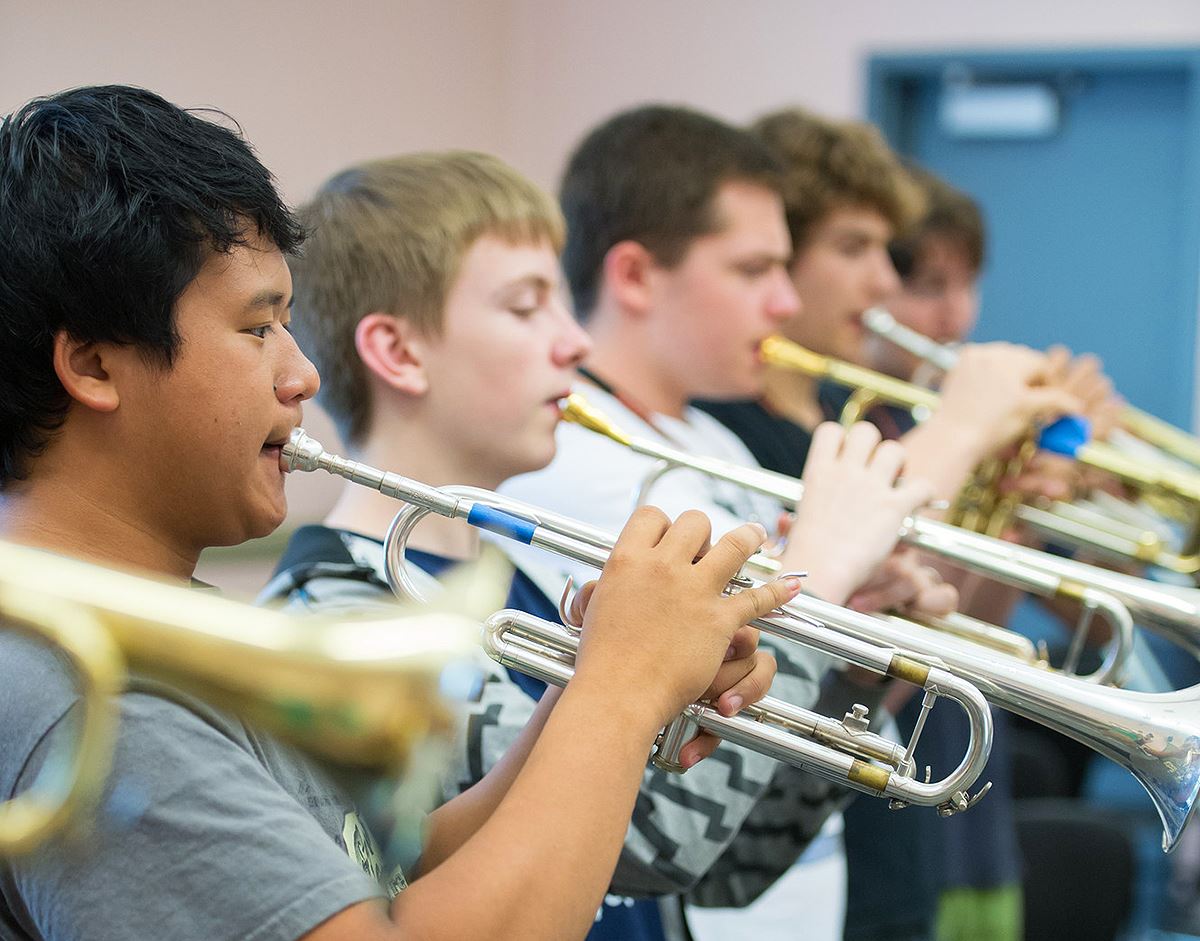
[246,324,273,339]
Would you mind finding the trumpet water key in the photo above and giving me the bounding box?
[283,428,995,817]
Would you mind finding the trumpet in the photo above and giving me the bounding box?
[761,333,1200,507]
[762,332,1200,574]
[563,391,1200,664]
[562,393,1133,685]
[283,429,995,817]
[863,306,1200,470]
[864,309,1200,573]
[0,541,490,856]
[281,430,1200,852]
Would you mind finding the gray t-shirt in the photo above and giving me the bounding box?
[0,630,388,941]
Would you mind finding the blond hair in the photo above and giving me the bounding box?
[290,151,564,445]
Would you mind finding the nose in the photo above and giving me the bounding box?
[870,251,902,301]
[550,302,593,368]
[766,268,802,323]
[942,284,980,341]
[276,331,321,404]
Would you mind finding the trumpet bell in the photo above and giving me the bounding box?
[0,540,499,856]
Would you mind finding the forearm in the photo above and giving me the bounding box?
[416,685,562,875]
[391,681,659,940]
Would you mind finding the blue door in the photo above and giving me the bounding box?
[868,49,1200,429]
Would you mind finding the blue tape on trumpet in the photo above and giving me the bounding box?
[1036,415,1092,458]
[467,504,539,544]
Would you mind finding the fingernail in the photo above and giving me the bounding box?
[726,694,744,713]
[751,522,768,540]
[784,576,804,592]
[724,645,737,660]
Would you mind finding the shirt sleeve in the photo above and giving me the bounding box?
[5,692,381,941]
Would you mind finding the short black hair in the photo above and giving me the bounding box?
[559,105,782,318]
[0,84,303,487]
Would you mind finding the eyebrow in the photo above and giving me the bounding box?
[503,274,551,291]
[245,290,292,312]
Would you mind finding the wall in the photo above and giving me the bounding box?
[500,0,1200,187]
[0,0,511,204]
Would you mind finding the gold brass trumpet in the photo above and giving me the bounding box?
[863,306,1200,471]
[859,308,1200,573]
[760,333,1200,508]
[762,331,1200,575]
[283,429,996,817]
[551,399,1200,851]
[0,541,491,856]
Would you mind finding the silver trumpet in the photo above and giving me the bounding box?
[283,428,995,817]
[549,396,1200,851]
[562,393,1134,685]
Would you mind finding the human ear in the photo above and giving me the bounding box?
[602,241,658,319]
[51,331,121,413]
[355,313,429,397]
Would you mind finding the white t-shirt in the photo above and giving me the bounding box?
[499,381,847,941]
[498,382,784,593]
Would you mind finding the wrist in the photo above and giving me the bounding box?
[562,669,672,745]
[920,410,994,466]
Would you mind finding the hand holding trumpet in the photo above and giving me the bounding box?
[569,508,796,768]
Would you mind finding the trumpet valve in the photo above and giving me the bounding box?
[842,703,872,735]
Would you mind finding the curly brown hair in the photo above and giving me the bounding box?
[749,108,924,253]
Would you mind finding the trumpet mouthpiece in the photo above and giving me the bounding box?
[560,394,632,447]
[759,336,830,375]
[283,428,326,473]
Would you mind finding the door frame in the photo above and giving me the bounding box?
[866,47,1200,429]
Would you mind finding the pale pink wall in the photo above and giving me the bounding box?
[0,0,511,204]
[500,0,1200,188]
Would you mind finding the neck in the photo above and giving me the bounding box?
[322,420,499,561]
[585,311,689,419]
[0,472,197,583]
[762,366,824,430]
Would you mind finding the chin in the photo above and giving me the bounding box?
[511,444,556,479]
[247,497,289,541]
